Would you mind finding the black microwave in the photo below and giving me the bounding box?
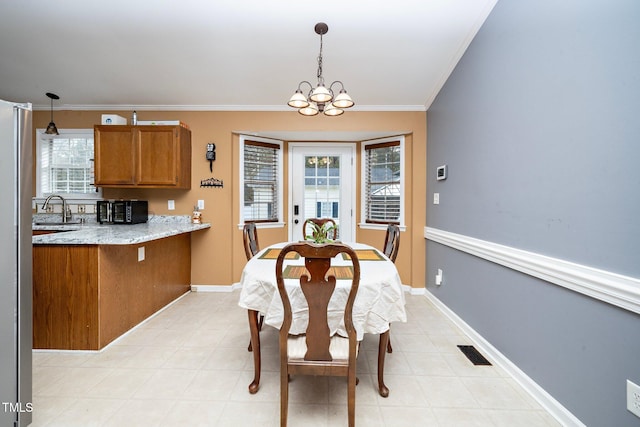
[97,200,148,224]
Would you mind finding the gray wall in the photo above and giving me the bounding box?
[426,0,640,425]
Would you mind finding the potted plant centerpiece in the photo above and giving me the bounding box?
[305,221,338,244]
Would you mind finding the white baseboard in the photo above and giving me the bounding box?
[194,282,422,295]
[190,283,242,292]
[405,284,425,295]
[425,227,640,315]
[424,290,585,427]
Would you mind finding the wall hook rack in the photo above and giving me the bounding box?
[200,177,224,188]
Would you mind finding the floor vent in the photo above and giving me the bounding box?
[457,345,492,366]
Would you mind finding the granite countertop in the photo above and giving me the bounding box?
[32,215,210,245]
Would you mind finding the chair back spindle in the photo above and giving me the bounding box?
[243,222,260,261]
[383,224,400,263]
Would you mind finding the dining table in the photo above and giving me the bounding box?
[238,241,407,397]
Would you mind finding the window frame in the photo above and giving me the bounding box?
[35,128,102,199]
[359,135,405,230]
[238,135,284,229]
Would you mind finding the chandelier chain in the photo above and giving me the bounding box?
[316,33,324,86]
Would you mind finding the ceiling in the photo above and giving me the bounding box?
[0,0,496,112]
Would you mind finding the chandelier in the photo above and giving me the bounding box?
[287,22,354,116]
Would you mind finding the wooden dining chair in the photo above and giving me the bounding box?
[383,224,401,263]
[243,222,260,261]
[382,224,400,353]
[243,222,263,351]
[302,218,337,240]
[276,242,360,427]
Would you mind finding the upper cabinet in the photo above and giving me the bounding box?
[94,125,191,189]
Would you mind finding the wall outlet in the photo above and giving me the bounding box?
[138,246,145,262]
[628,380,640,418]
[433,193,440,205]
[197,199,205,210]
[435,268,443,286]
[168,200,175,210]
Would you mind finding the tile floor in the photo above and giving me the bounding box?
[31,290,562,426]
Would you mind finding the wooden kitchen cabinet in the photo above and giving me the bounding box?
[33,234,191,350]
[94,125,191,188]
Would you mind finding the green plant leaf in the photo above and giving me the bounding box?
[305,221,338,243]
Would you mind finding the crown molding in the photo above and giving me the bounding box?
[31,104,428,112]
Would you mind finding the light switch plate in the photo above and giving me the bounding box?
[433,193,440,205]
[138,246,145,262]
[197,199,205,210]
[168,200,175,210]
[628,380,640,418]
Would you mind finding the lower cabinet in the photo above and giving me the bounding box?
[33,234,191,350]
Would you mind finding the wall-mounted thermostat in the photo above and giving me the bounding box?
[436,165,447,181]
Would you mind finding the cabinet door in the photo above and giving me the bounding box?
[136,127,178,186]
[94,126,136,185]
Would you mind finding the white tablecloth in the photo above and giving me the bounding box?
[238,242,407,340]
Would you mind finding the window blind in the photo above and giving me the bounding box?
[364,141,401,223]
[40,133,96,195]
[243,140,280,222]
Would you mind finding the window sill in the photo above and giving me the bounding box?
[358,222,406,232]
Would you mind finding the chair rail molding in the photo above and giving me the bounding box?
[424,227,640,315]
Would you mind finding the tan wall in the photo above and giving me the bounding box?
[32,110,426,288]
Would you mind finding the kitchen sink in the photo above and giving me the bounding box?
[34,220,83,226]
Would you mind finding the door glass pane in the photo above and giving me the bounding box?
[291,145,353,242]
[304,155,340,229]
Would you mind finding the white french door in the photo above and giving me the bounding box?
[289,143,356,242]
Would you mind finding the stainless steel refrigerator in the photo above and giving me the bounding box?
[0,99,33,427]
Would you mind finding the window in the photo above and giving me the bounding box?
[305,155,340,221]
[361,136,404,226]
[36,129,101,198]
[316,201,339,218]
[240,136,283,224]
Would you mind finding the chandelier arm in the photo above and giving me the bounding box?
[297,80,314,92]
[301,81,316,100]
[328,81,345,92]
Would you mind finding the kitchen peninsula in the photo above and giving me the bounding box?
[32,216,210,351]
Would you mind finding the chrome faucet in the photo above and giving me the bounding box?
[42,194,72,223]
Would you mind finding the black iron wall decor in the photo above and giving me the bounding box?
[200,177,223,188]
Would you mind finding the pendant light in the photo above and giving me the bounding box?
[44,92,60,135]
[287,23,354,116]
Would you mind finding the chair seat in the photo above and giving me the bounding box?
[288,334,359,361]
